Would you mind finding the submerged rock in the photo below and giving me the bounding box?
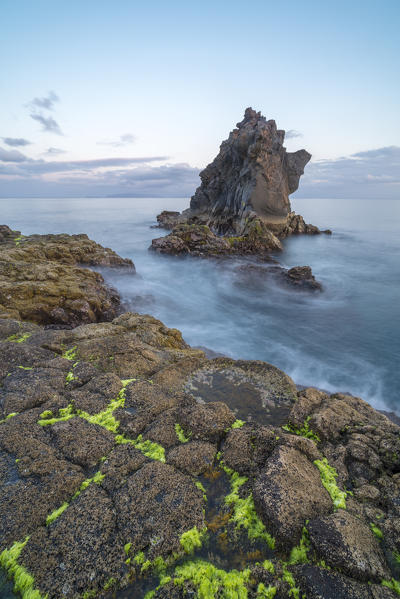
[0,226,134,326]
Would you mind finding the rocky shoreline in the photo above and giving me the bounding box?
[0,227,399,599]
[0,225,134,327]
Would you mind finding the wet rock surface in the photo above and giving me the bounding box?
[0,311,399,598]
[0,225,134,326]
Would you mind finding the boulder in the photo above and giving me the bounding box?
[308,510,390,582]
[253,445,332,547]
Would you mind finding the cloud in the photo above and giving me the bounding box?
[2,137,31,147]
[0,151,199,197]
[30,113,63,135]
[29,91,59,111]
[97,133,136,147]
[285,130,303,139]
[4,145,398,199]
[0,147,30,163]
[44,147,66,155]
[296,146,400,199]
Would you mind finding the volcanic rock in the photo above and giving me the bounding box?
[0,226,134,326]
[0,307,399,597]
[154,108,327,246]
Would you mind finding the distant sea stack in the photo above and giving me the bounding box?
[154,108,330,256]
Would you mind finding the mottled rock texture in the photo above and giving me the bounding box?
[0,230,398,599]
[0,312,399,599]
[0,225,134,326]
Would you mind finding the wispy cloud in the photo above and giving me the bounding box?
[297,146,400,199]
[0,147,30,163]
[0,153,168,176]
[30,113,63,135]
[2,137,31,147]
[0,148,198,196]
[27,90,63,134]
[44,147,66,155]
[29,91,59,111]
[285,130,303,139]
[97,133,136,147]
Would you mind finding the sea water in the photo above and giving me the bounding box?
[1,196,399,415]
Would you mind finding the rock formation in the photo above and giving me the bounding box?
[188,107,311,233]
[153,108,331,257]
[0,225,134,326]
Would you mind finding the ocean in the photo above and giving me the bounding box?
[1,196,399,416]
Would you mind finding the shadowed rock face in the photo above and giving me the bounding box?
[189,107,311,233]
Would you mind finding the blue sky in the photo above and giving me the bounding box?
[0,0,399,197]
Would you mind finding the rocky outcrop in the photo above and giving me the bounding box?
[188,107,311,233]
[0,225,134,326]
[153,109,332,259]
[151,224,323,291]
[155,108,328,234]
[0,312,399,599]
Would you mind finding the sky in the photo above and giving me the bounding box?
[0,0,399,198]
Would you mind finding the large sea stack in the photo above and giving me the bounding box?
[189,107,311,234]
[154,109,329,256]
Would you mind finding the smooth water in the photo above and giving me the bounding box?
[1,196,399,415]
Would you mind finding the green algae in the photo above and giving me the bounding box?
[39,410,52,419]
[313,457,347,509]
[180,526,204,554]
[257,583,277,598]
[222,465,275,549]
[173,559,252,599]
[370,522,383,539]
[0,412,18,424]
[282,567,300,599]
[0,537,47,599]
[195,481,207,501]
[288,526,310,565]
[46,502,69,525]
[124,542,132,556]
[115,434,166,462]
[231,419,245,429]
[133,551,145,565]
[17,366,33,371]
[6,332,32,344]
[175,423,191,443]
[103,577,116,591]
[261,560,274,574]
[61,345,78,361]
[38,404,75,426]
[282,416,320,443]
[382,578,400,595]
[73,471,105,498]
[65,371,77,383]
[45,471,105,527]
[77,378,135,433]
